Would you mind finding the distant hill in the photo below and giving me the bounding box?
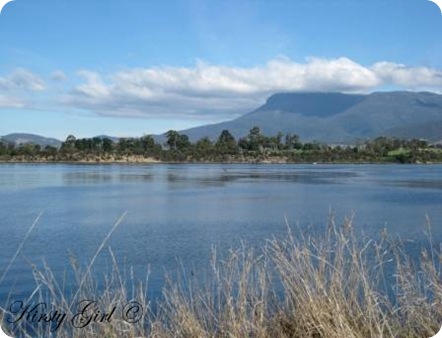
[1,133,62,148]
[384,120,442,143]
[178,91,442,143]
[94,135,120,142]
[3,92,442,146]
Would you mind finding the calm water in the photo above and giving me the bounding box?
[0,163,441,304]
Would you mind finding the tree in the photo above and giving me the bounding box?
[140,135,162,157]
[166,130,191,152]
[117,138,129,153]
[17,143,40,157]
[102,138,114,153]
[268,132,284,151]
[166,130,180,151]
[275,131,284,150]
[92,137,102,152]
[66,134,76,144]
[195,137,214,160]
[285,133,301,150]
[177,134,191,152]
[43,145,58,157]
[141,135,155,151]
[238,126,267,152]
[0,140,8,156]
[61,134,77,153]
[215,130,238,156]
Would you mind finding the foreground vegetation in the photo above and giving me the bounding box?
[1,126,442,163]
[1,215,441,337]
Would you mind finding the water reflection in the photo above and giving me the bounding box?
[164,169,360,188]
[62,172,154,185]
[1,163,441,310]
[388,180,442,190]
[117,173,154,182]
[63,172,114,184]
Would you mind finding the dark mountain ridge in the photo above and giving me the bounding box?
[259,92,366,117]
[2,92,442,146]
[179,91,442,143]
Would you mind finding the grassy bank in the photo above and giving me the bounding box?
[1,215,441,337]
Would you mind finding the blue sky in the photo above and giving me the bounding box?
[0,0,441,139]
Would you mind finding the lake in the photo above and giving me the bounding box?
[0,163,441,305]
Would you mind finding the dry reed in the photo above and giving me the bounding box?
[1,214,441,337]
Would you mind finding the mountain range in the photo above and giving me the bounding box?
[180,91,442,143]
[2,91,442,146]
[0,133,63,148]
[0,134,120,148]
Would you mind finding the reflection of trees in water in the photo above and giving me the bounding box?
[164,169,359,188]
[389,180,442,190]
[63,172,153,184]
[62,167,360,187]
[63,172,113,184]
[117,173,153,182]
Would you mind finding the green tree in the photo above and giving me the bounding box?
[92,137,102,152]
[166,130,191,152]
[61,135,77,153]
[285,133,301,150]
[166,130,180,151]
[215,130,238,156]
[177,134,191,152]
[195,137,214,160]
[43,145,58,157]
[102,138,114,153]
[0,140,8,156]
[141,135,155,151]
[239,126,267,152]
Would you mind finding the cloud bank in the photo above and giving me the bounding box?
[1,58,442,119]
[65,57,442,119]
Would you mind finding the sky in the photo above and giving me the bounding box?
[0,0,441,139]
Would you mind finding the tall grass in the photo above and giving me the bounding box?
[1,214,441,337]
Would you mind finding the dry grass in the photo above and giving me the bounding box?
[1,214,441,337]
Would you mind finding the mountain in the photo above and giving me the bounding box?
[178,91,442,143]
[385,121,442,144]
[1,133,62,148]
[94,135,120,142]
[3,92,442,146]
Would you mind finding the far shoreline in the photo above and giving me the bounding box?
[1,159,441,165]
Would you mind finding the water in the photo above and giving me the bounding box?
[0,163,441,305]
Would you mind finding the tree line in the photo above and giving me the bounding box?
[1,126,441,163]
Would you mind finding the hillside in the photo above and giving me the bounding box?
[2,92,442,146]
[1,133,62,148]
[178,91,442,143]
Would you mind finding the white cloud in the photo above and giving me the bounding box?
[0,68,46,92]
[0,95,26,108]
[65,57,442,120]
[51,70,67,82]
[0,68,46,109]
[74,70,110,98]
[64,57,388,119]
[372,62,442,90]
[2,58,442,117]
